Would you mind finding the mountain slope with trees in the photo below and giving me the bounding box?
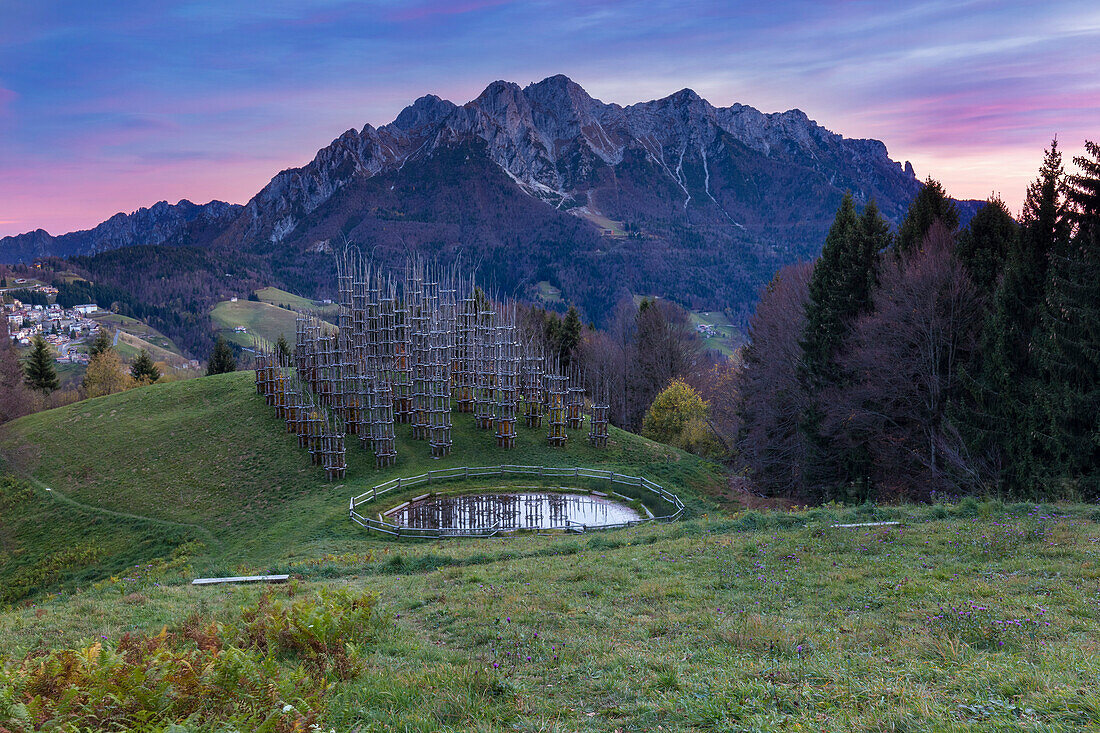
[1,76,981,358]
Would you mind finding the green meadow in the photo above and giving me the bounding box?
[1,374,1099,731]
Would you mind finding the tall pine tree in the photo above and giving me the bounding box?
[130,349,160,383]
[22,335,59,394]
[956,196,1017,298]
[275,334,292,362]
[964,141,1069,493]
[896,177,960,257]
[799,193,887,498]
[206,336,237,376]
[1034,140,1100,496]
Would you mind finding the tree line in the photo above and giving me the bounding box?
[735,139,1100,502]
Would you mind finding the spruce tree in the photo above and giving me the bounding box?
[965,141,1069,493]
[560,306,582,366]
[89,328,113,358]
[799,194,885,497]
[130,349,160,383]
[801,193,861,382]
[956,196,1017,298]
[206,336,237,376]
[1035,140,1100,495]
[22,335,59,394]
[275,334,292,362]
[896,177,960,257]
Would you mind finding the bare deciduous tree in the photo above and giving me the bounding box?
[826,222,982,499]
[0,337,34,424]
[735,261,813,496]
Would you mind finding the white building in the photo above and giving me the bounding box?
[73,304,98,315]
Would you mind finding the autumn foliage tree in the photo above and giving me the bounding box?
[642,378,719,457]
[0,337,33,423]
[690,356,740,456]
[83,348,131,399]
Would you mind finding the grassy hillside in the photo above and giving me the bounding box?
[254,286,338,317]
[2,500,1098,730]
[209,299,304,347]
[0,372,724,578]
[0,475,197,605]
[90,313,184,359]
[4,375,1099,730]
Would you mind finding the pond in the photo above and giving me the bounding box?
[384,491,642,532]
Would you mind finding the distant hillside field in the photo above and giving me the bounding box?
[209,299,305,348]
[91,313,188,365]
[254,286,338,317]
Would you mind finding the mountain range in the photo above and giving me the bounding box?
[2,74,979,348]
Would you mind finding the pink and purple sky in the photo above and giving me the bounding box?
[1,0,1097,238]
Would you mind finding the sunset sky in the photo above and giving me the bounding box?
[1,0,1097,238]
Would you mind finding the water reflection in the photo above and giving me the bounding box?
[386,491,641,532]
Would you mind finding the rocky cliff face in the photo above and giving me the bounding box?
[0,199,241,262]
[229,73,953,249]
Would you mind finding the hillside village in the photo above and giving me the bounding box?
[2,281,102,365]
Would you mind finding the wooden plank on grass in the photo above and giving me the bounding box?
[830,521,901,528]
[191,575,290,586]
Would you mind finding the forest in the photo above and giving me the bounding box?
[734,139,1100,502]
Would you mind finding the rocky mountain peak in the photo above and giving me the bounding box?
[391,94,457,132]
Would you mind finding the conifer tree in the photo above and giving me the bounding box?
[962,141,1069,493]
[801,194,860,383]
[206,336,237,376]
[89,328,113,358]
[130,349,160,383]
[956,196,1017,298]
[22,335,59,394]
[1035,140,1100,494]
[799,194,886,497]
[275,334,292,362]
[896,177,960,257]
[560,306,582,366]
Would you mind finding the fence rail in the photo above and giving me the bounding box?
[348,465,685,539]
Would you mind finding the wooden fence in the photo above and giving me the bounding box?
[348,465,685,538]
